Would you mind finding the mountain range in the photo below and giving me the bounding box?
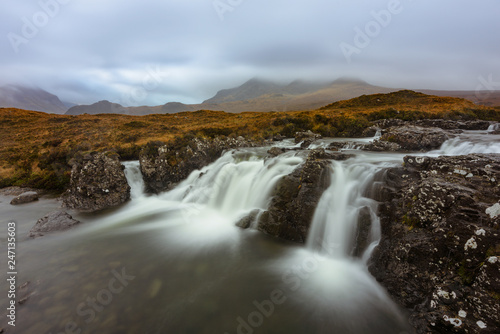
[1,79,499,116]
[0,85,71,114]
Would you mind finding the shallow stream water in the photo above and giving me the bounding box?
[1,129,499,334]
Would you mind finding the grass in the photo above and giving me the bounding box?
[1,90,499,192]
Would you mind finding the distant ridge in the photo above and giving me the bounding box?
[66,100,128,115]
[65,78,397,115]
[0,85,68,114]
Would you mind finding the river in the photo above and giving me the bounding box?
[1,129,499,334]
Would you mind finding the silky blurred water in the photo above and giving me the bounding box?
[1,129,497,334]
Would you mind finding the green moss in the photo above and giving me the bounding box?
[402,214,418,229]
[457,260,479,286]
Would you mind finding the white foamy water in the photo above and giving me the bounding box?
[7,129,498,334]
[432,136,500,155]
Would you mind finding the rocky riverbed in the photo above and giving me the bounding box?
[2,118,499,334]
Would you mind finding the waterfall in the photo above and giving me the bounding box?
[306,157,387,262]
[160,149,304,223]
[123,161,146,199]
[488,123,499,131]
[432,136,500,155]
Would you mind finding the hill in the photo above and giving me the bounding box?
[1,90,499,192]
[0,85,68,114]
[66,78,397,115]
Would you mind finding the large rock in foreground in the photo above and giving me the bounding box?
[29,211,81,238]
[62,152,130,212]
[370,154,500,333]
[257,149,334,242]
[139,136,260,193]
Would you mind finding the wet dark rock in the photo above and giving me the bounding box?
[235,209,261,229]
[361,126,380,137]
[258,148,332,243]
[140,136,260,193]
[272,134,286,141]
[373,118,491,131]
[364,126,448,152]
[28,211,81,238]
[413,119,490,130]
[351,206,372,258]
[62,152,130,212]
[362,140,402,152]
[267,147,286,157]
[10,191,38,205]
[294,130,321,148]
[370,154,500,333]
[328,142,348,151]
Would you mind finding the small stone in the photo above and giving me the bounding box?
[10,191,38,205]
[28,211,81,238]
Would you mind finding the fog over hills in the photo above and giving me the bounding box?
[64,78,399,115]
[0,85,69,114]
[2,79,499,116]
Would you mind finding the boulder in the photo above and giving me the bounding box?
[294,130,321,148]
[267,147,285,157]
[28,211,81,238]
[140,136,259,193]
[10,191,38,205]
[235,209,261,229]
[370,154,500,333]
[362,140,402,152]
[257,148,332,243]
[62,152,130,212]
[366,126,448,152]
[361,126,380,137]
[373,118,491,131]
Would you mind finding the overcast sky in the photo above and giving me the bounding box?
[1,0,499,106]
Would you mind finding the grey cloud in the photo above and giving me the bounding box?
[0,0,498,106]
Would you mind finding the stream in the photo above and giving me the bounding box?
[1,129,499,334]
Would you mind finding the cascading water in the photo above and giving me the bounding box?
[431,135,500,155]
[8,128,500,334]
[101,149,305,248]
[488,122,500,131]
[306,158,385,261]
[122,161,146,199]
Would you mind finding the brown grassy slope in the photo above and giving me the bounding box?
[1,90,499,192]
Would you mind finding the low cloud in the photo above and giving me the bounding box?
[0,0,498,106]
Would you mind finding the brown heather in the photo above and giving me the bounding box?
[1,90,499,192]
